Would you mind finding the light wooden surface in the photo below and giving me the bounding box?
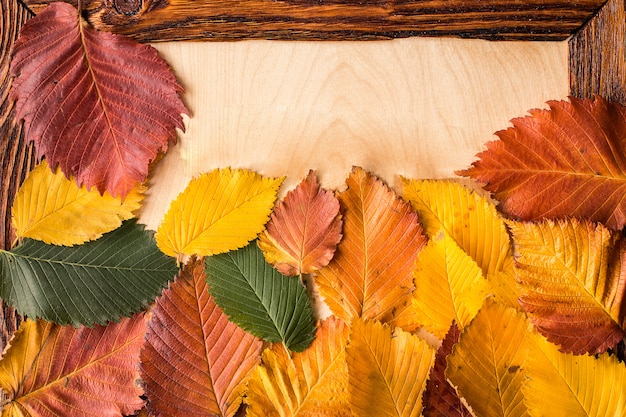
[138,38,569,230]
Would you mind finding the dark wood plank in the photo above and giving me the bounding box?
[0,0,35,350]
[569,0,625,105]
[24,0,607,41]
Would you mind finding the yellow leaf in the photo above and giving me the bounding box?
[401,179,511,276]
[509,218,626,354]
[346,318,435,417]
[155,168,283,259]
[11,160,143,246]
[446,300,533,417]
[413,231,490,339]
[246,317,351,417]
[486,257,523,309]
[524,337,626,417]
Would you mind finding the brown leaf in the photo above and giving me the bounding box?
[140,259,263,417]
[259,170,343,276]
[458,96,626,229]
[0,315,146,416]
[423,323,472,417]
[314,167,427,323]
[10,3,187,198]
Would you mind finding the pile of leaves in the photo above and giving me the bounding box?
[1,2,625,416]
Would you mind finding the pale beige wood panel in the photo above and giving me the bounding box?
[139,38,569,229]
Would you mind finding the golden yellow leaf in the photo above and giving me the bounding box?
[401,179,511,276]
[346,318,435,417]
[510,218,626,354]
[155,168,283,259]
[524,336,626,417]
[246,317,351,417]
[413,231,490,339]
[11,160,143,246]
[446,300,533,417]
[486,257,523,309]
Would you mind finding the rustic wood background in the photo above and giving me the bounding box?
[0,0,625,352]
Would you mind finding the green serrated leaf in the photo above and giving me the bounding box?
[204,242,316,352]
[0,220,178,326]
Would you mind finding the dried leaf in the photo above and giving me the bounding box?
[141,259,262,417]
[258,170,342,276]
[346,318,435,417]
[315,167,426,323]
[246,317,351,417]
[523,336,626,417]
[445,301,532,417]
[422,323,472,417]
[156,168,283,260]
[458,96,626,230]
[486,258,523,309]
[510,218,626,354]
[0,220,177,326]
[12,160,144,246]
[205,242,316,352]
[0,315,146,417]
[413,231,490,339]
[401,179,511,276]
[10,3,187,197]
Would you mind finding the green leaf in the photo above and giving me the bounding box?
[205,242,316,352]
[0,220,178,326]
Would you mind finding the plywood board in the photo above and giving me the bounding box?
[138,38,569,229]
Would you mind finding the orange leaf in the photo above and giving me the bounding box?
[140,259,263,417]
[458,96,626,229]
[259,170,343,276]
[314,167,427,323]
[0,315,146,416]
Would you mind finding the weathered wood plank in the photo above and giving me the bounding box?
[569,0,625,105]
[24,0,607,41]
[0,0,34,351]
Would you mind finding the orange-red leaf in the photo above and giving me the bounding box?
[140,259,263,417]
[10,3,187,197]
[314,167,427,323]
[0,315,146,417]
[458,96,626,229]
[259,170,342,276]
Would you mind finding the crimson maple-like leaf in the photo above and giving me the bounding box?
[10,2,187,197]
[458,96,626,230]
[422,322,472,417]
[258,170,343,276]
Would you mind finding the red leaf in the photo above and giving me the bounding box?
[423,323,472,417]
[140,259,263,417]
[458,96,626,229]
[10,3,187,197]
[259,170,343,276]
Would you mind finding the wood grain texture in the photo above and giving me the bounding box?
[569,0,625,105]
[0,0,34,351]
[24,0,606,41]
[137,39,569,230]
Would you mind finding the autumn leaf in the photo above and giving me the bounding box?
[9,2,187,198]
[346,318,435,417]
[246,316,351,417]
[0,220,177,326]
[401,179,511,276]
[258,170,342,276]
[156,168,283,260]
[445,300,533,417]
[204,242,316,352]
[458,96,626,230]
[11,160,144,246]
[422,323,472,417]
[412,231,490,339]
[509,217,626,354]
[486,258,523,309]
[523,335,626,417]
[140,259,262,417]
[315,167,426,324]
[0,314,146,417]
